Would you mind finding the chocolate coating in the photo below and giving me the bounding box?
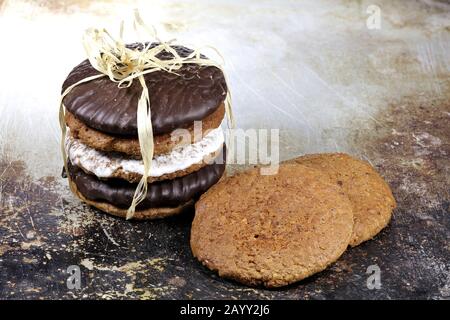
[68,147,226,210]
[62,43,227,136]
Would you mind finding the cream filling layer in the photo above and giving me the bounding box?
[66,127,224,179]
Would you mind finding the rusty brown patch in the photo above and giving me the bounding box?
[354,94,450,214]
[0,157,59,253]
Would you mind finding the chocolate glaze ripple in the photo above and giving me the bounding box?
[62,43,227,136]
[68,147,226,210]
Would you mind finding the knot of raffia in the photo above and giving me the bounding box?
[59,11,234,219]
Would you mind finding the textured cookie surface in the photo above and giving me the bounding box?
[191,164,354,288]
[291,153,396,246]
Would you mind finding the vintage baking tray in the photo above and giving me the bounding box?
[0,0,448,299]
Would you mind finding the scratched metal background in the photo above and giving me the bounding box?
[0,0,449,299]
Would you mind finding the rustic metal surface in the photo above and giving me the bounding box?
[0,0,449,299]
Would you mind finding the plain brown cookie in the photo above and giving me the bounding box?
[65,103,225,158]
[290,153,396,247]
[191,164,354,288]
[69,180,193,220]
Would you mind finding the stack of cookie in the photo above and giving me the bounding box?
[191,153,396,287]
[62,44,227,219]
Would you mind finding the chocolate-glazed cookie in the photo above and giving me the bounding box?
[68,147,226,211]
[62,43,227,136]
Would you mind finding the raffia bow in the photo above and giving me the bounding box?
[59,10,234,219]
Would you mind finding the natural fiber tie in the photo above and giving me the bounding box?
[59,10,234,219]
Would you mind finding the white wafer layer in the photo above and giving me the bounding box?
[66,127,224,178]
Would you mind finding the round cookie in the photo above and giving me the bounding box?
[291,153,396,247]
[191,164,354,288]
[66,128,224,183]
[61,42,229,220]
[69,180,193,220]
[70,149,223,184]
[62,43,227,136]
[68,152,225,213]
[65,103,225,158]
